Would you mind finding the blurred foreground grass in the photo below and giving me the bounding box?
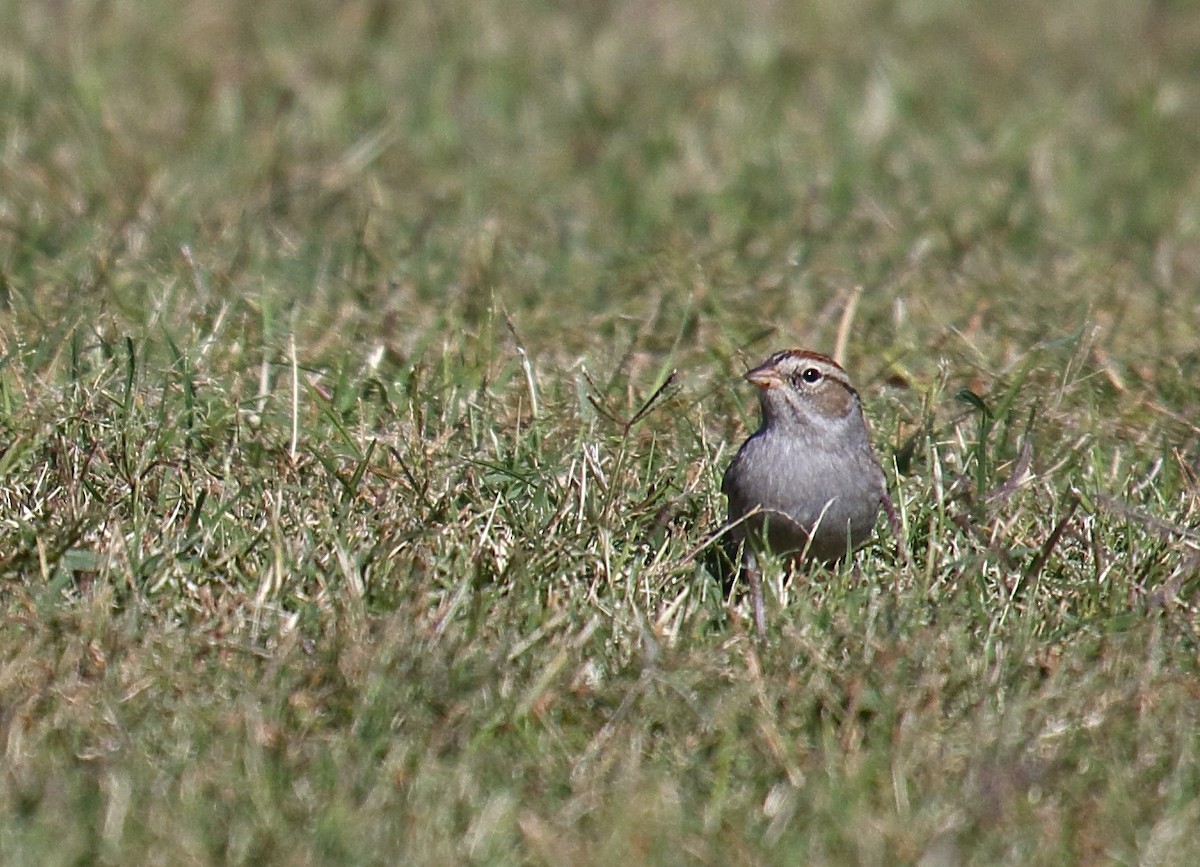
[2,0,1200,863]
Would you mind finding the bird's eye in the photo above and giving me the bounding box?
[790,367,823,388]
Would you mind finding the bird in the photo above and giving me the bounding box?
[721,349,886,639]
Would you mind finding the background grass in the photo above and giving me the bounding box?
[2,0,1200,863]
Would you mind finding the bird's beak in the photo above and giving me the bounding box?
[745,362,783,389]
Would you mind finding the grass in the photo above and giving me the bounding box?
[2,0,1200,863]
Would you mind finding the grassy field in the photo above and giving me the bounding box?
[2,0,1200,863]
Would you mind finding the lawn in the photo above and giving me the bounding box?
[2,0,1199,864]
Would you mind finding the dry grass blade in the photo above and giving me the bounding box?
[984,438,1034,504]
[623,370,678,435]
[1021,494,1080,589]
[1093,493,1200,542]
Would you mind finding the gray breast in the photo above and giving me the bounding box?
[723,430,883,561]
